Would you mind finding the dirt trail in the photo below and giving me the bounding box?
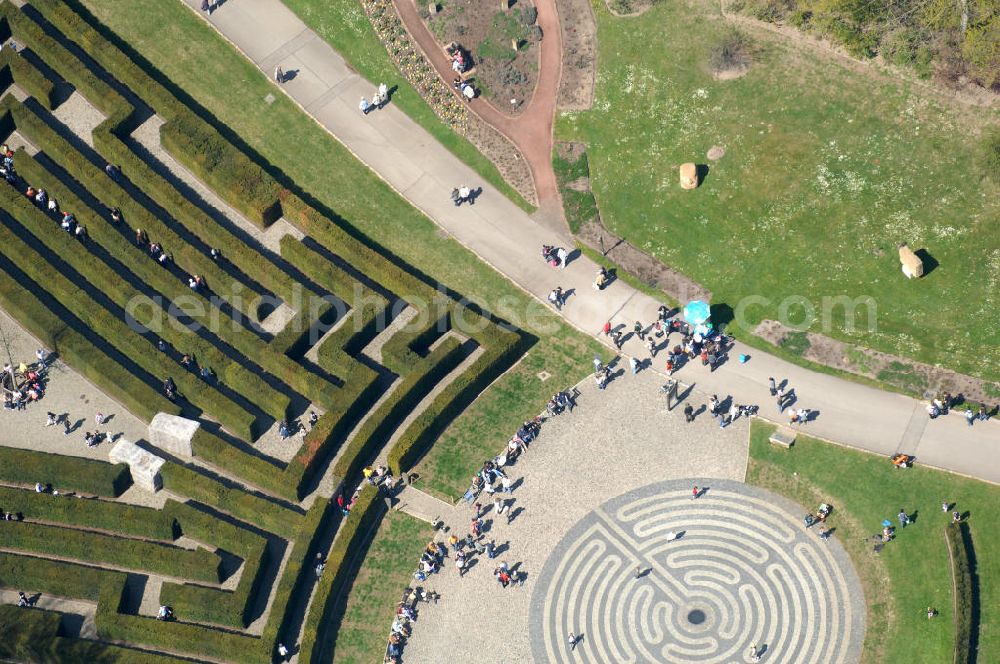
[391,0,563,206]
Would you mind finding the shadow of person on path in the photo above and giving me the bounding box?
[676,383,696,404]
[69,418,85,434]
[467,187,483,205]
[282,69,300,82]
[507,506,525,523]
[564,248,581,267]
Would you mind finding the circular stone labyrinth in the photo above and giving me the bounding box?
[530,479,865,664]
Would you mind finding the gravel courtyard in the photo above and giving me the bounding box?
[402,365,750,662]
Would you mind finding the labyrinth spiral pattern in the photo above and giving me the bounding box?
[530,479,864,664]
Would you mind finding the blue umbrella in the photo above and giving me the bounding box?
[882,519,892,528]
[683,300,711,326]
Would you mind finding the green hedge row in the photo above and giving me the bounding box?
[0,486,175,540]
[159,501,269,628]
[13,1,293,300]
[96,581,260,664]
[298,486,384,663]
[159,462,301,538]
[261,497,334,659]
[0,242,177,423]
[388,326,524,474]
[945,522,976,664]
[0,447,131,497]
[0,551,117,602]
[2,521,221,583]
[331,338,466,485]
[188,428,296,501]
[8,107,290,429]
[0,48,57,109]
[0,603,189,664]
[33,0,286,231]
[160,116,283,228]
[0,175,259,439]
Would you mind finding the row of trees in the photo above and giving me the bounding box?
[731,0,1000,89]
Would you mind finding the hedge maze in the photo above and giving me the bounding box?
[0,0,526,660]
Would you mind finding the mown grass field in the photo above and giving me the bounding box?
[78,0,601,502]
[747,420,1000,663]
[557,0,1000,383]
[331,511,430,664]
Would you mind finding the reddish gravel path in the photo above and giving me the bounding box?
[391,0,563,206]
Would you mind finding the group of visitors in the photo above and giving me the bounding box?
[540,244,569,268]
[2,348,49,412]
[451,77,477,101]
[360,82,391,115]
[926,391,990,426]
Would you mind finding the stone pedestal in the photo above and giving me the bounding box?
[109,440,165,492]
[149,413,200,458]
[769,428,796,449]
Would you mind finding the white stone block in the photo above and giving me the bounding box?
[149,413,200,459]
[109,440,165,492]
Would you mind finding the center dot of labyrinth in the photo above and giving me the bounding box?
[530,479,865,664]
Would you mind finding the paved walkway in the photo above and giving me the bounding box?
[181,0,996,484]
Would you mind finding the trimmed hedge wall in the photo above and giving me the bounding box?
[159,462,301,538]
[6,111,287,431]
[0,177,259,439]
[96,580,260,663]
[331,338,465,486]
[261,497,335,659]
[160,116,283,228]
[0,48,57,109]
[2,521,221,583]
[946,522,976,664]
[388,327,524,475]
[159,501,269,628]
[0,603,189,664]
[298,486,384,663]
[0,486,175,540]
[0,551,117,601]
[188,428,296,501]
[0,446,131,497]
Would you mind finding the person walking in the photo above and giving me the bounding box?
[708,395,719,416]
[63,418,71,436]
[593,355,603,372]
[548,288,561,310]
[646,336,656,357]
[898,508,909,528]
[377,82,389,106]
[728,403,739,425]
[634,321,645,341]
[629,356,640,375]
[964,408,975,427]
[776,386,785,411]
[683,403,694,423]
[768,376,777,396]
[359,97,371,115]
[274,66,284,84]
[45,412,56,427]
[601,321,611,337]
[691,485,700,500]
[612,329,624,350]
[95,411,105,426]
[568,632,578,651]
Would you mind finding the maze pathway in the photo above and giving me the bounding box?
[530,478,865,664]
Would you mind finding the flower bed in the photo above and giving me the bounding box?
[363,0,468,131]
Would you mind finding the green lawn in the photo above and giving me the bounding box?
[557,0,1000,383]
[79,0,601,499]
[281,0,532,212]
[331,511,430,664]
[747,420,999,663]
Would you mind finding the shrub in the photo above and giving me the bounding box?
[519,6,538,26]
[0,447,131,497]
[189,428,295,501]
[980,128,1000,186]
[709,28,753,73]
